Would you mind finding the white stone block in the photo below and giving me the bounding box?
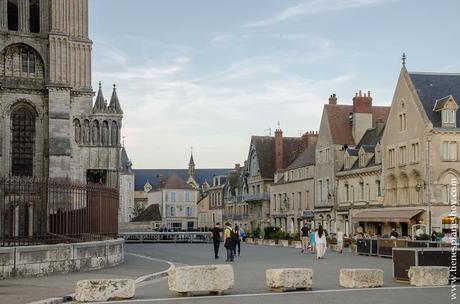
[75,279,135,302]
[266,268,313,291]
[339,268,383,288]
[168,265,234,295]
[408,266,449,286]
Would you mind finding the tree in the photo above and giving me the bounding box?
[132,201,146,219]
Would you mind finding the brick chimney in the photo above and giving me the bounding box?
[301,131,319,150]
[352,90,373,143]
[353,90,372,113]
[329,94,337,105]
[275,128,283,172]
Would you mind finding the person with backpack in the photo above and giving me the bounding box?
[223,222,235,262]
[300,223,309,254]
[211,222,222,259]
[234,225,242,257]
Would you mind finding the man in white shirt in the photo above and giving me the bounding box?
[337,228,344,254]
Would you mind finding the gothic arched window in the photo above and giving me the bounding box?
[92,120,100,145]
[11,106,35,176]
[111,121,118,146]
[29,0,40,33]
[74,119,81,144]
[83,119,90,145]
[102,121,109,146]
[7,0,18,31]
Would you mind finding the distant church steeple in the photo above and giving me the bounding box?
[188,147,195,178]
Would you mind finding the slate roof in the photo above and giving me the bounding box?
[120,147,133,174]
[408,72,460,128]
[132,204,161,222]
[251,136,306,179]
[324,104,390,145]
[433,95,452,111]
[133,168,231,191]
[340,126,385,172]
[285,143,317,170]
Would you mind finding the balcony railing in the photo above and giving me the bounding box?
[243,192,270,202]
[223,213,249,220]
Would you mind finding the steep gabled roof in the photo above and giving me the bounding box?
[251,136,305,179]
[324,104,390,145]
[285,143,316,170]
[132,204,161,222]
[108,84,123,114]
[408,72,460,127]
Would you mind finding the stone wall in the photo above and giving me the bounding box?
[0,239,124,279]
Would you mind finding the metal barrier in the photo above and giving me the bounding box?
[1,177,119,246]
[119,231,212,243]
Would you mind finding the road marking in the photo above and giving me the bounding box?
[126,252,177,285]
[93,285,452,303]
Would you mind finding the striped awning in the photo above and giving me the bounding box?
[352,209,424,223]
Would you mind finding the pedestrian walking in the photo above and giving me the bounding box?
[309,228,316,253]
[336,228,344,254]
[300,223,309,254]
[223,222,235,262]
[315,225,327,259]
[234,225,241,256]
[211,222,222,259]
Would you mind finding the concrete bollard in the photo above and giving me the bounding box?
[75,279,135,302]
[339,268,383,288]
[266,268,313,292]
[408,266,449,286]
[168,265,234,297]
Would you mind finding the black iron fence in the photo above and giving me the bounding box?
[0,177,119,246]
[356,238,452,257]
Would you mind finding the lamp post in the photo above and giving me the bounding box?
[415,181,429,232]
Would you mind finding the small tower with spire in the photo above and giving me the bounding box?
[188,147,196,178]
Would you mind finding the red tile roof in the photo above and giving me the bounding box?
[325,104,390,145]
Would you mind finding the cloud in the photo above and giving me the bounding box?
[242,0,396,28]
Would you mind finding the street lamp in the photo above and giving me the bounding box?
[415,181,429,232]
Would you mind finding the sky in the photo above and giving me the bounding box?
[89,0,460,169]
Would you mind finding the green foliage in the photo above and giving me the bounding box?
[132,201,145,219]
[293,232,300,241]
[436,232,445,239]
[418,233,430,240]
[264,226,280,239]
[252,226,261,239]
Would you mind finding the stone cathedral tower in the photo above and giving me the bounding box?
[0,0,123,185]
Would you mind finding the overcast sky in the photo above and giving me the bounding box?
[89,0,460,169]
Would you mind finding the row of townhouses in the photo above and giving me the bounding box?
[130,62,459,238]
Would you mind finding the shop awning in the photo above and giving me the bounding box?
[352,209,424,223]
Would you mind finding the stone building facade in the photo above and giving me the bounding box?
[377,66,460,236]
[119,147,134,224]
[270,134,317,233]
[336,126,385,236]
[0,0,122,185]
[314,93,390,233]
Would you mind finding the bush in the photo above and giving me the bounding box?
[292,232,300,241]
[418,233,430,240]
[436,232,445,239]
[252,226,261,239]
[264,226,280,239]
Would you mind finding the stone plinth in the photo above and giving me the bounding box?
[168,265,234,296]
[75,279,135,302]
[339,268,383,288]
[408,266,449,286]
[266,268,313,292]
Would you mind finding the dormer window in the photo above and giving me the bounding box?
[375,144,382,164]
[359,150,365,167]
[434,95,458,128]
[442,109,456,124]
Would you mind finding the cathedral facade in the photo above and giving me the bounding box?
[0,0,122,185]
